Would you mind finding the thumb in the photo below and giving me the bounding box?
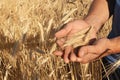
[78,45,97,57]
[55,24,72,38]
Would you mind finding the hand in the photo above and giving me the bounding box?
[54,19,97,63]
[77,38,112,64]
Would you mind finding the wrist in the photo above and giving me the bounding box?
[108,37,120,54]
[84,15,103,33]
[106,38,115,54]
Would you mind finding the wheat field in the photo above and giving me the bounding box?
[0,0,113,80]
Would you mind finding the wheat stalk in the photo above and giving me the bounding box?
[63,26,93,48]
[0,0,107,80]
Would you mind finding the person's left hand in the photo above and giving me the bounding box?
[76,38,112,64]
[53,20,97,63]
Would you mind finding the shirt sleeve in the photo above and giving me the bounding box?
[107,0,116,17]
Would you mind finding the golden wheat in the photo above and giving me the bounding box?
[63,26,93,48]
[0,0,113,80]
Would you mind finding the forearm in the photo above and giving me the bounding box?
[108,36,120,54]
[84,0,110,33]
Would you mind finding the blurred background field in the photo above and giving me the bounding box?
[0,0,112,80]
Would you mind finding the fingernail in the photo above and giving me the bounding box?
[65,59,69,63]
[53,51,63,56]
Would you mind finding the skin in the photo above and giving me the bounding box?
[54,0,120,64]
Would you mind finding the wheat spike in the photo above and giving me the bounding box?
[63,26,93,48]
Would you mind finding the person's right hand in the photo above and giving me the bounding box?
[54,19,97,63]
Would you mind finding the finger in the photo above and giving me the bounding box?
[55,25,72,38]
[70,50,77,62]
[77,53,98,64]
[78,46,97,58]
[53,50,63,56]
[64,46,72,63]
[56,38,66,49]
